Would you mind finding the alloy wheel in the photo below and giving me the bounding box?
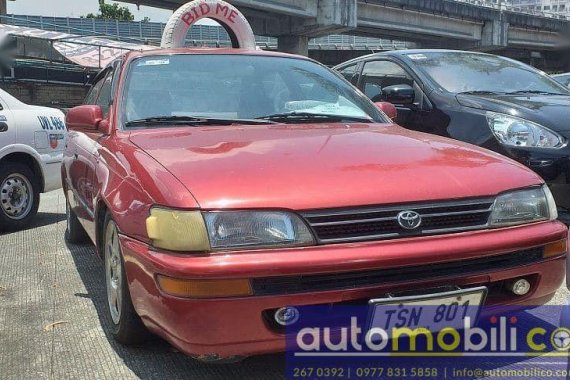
[105,220,123,325]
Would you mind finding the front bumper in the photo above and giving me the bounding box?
[40,152,63,193]
[504,145,570,183]
[120,220,567,359]
[501,147,570,211]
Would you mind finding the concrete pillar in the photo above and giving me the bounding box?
[0,0,6,23]
[481,19,508,49]
[278,35,309,56]
[317,0,357,34]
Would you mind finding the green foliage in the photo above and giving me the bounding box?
[84,0,134,21]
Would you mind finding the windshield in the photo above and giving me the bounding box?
[408,52,570,95]
[122,54,387,126]
[554,74,570,87]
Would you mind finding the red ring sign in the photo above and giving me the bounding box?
[161,0,256,49]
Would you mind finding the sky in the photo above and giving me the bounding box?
[7,0,174,22]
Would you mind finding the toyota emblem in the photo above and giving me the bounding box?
[397,210,422,230]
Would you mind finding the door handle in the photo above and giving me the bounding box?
[0,122,7,132]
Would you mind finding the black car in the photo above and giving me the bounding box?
[335,50,570,211]
[552,73,570,88]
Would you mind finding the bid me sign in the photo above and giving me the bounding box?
[161,0,256,49]
[181,2,239,26]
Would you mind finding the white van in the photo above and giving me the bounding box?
[0,88,66,230]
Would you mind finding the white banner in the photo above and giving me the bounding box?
[0,24,152,68]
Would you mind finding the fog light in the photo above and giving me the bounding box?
[509,279,531,296]
[274,306,300,326]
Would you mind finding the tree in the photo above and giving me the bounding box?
[84,1,134,21]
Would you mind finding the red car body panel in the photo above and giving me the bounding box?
[124,221,565,279]
[62,48,568,359]
[121,221,566,358]
[128,124,542,210]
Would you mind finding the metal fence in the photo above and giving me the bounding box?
[454,0,569,19]
[2,14,413,51]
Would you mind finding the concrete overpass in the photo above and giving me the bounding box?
[0,14,415,67]
[124,0,568,55]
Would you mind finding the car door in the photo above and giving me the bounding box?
[358,59,432,131]
[65,70,106,226]
[0,97,15,152]
[336,61,362,86]
[81,63,118,229]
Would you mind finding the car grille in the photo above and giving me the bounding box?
[301,197,495,244]
[251,247,544,296]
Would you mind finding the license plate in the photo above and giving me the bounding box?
[368,286,487,334]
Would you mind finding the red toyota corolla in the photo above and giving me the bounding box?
[62,48,567,361]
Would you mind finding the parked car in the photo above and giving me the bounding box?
[552,72,570,87]
[0,88,66,230]
[334,50,570,212]
[62,48,567,361]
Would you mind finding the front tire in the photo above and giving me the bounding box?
[0,162,40,230]
[103,212,148,344]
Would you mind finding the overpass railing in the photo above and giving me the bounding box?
[454,0,569,19]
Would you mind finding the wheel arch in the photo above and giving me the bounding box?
[95,198,111,258]
[0,150,44,192]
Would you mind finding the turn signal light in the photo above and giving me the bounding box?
[543,239,568,258]
[156,275,252,298]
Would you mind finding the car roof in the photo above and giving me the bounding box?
[334,49,510,68]
[122,47,309,62]
[371,49,501,57]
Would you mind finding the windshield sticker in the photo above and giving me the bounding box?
[138,59,170,66]
[408,54,428,60]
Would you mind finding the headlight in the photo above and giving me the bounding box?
[203,211,315,250]
[488,185,557,227]
[486,112,565,149]
[146,208,210,252]
[146,208,315,252]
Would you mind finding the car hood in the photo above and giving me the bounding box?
[129,123,542,210]
[456,93,570,132]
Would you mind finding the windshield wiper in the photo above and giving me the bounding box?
[504,90,569,96]
[457,90,504,95]
[125,115,277,127]
[255,112,373,123]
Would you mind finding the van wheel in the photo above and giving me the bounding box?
[103,212,149,344]
[65,199,88,243]
[0,163,40,230]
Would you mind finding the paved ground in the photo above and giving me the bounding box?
[1,190,569,379]
[0,191,284,380]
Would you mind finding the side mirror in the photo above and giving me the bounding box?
[374,102,397,121]
[382,84,415,105]
[66,105,103,132]
[98,119,112,135]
